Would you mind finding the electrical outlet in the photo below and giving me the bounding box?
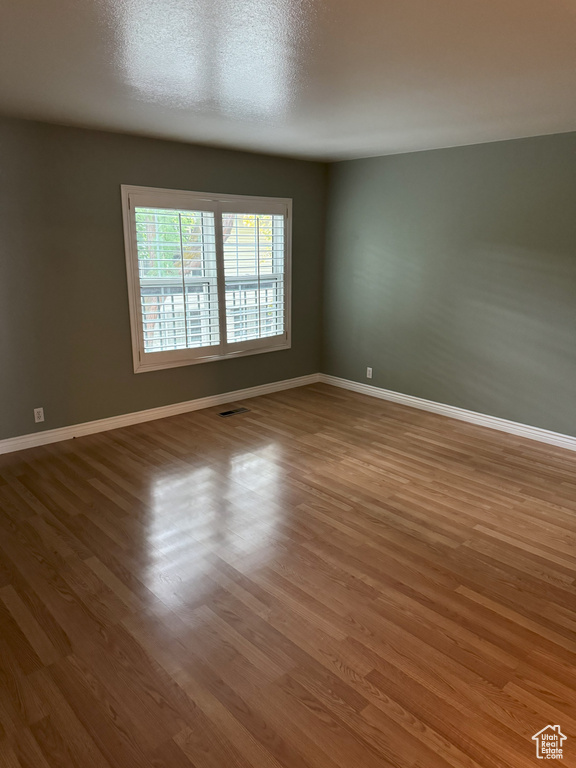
[34,407,44,423]
[366,367,373,379]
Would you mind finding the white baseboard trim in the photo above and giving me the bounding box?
[319,374,576,453]
[3,371,575,456]
[0,373,321,456]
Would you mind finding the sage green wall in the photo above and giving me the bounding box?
[0,117,327,440]
[4,118,576,443]
[324,133,576,436]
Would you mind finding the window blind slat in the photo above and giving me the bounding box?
[135,206,220,354]
[222,212,285,345]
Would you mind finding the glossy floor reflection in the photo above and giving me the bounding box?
[0,383,575,768]
[145,449,284,604]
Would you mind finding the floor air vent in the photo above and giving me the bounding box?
[218,407,250,418]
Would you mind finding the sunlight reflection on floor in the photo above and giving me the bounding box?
[144,442,284,604]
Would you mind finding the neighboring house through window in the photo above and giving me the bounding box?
[121,185,292,372]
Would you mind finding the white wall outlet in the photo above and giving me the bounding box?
[366,367,373,379]
[34,407,45,423]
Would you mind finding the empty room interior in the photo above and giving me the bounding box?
[1,1,576,766]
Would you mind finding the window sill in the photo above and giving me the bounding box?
[133,340,291,373]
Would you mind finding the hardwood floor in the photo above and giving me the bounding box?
[0,382,575,768]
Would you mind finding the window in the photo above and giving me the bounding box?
[121,185,291,373]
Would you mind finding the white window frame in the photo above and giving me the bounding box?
[121,185,292,373]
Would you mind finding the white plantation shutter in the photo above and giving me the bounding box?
[135,207,219,353]
[223,212,286,346]
[122,187,291,372]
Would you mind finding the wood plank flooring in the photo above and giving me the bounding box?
[0,382,575,768]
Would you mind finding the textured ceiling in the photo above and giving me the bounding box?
[1,0,576,159]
